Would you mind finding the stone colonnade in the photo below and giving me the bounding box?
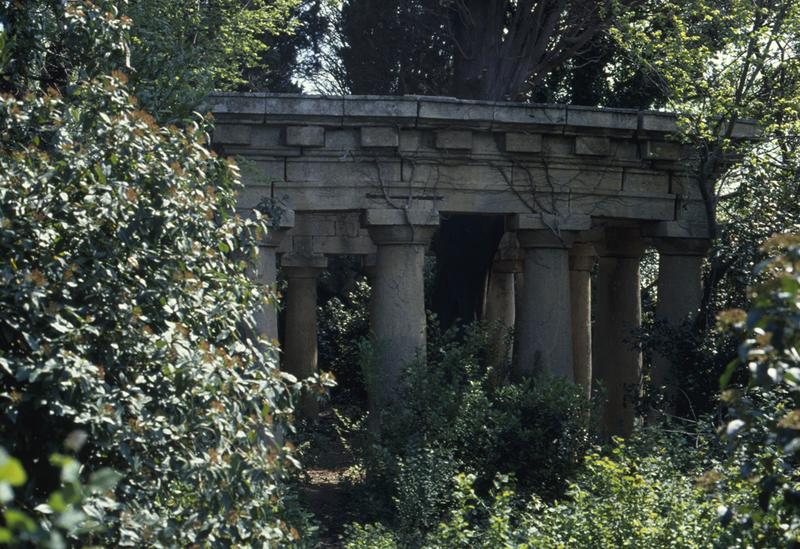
[256,209,708,435]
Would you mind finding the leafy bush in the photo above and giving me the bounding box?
[717,233,800,546]
[351,321,595,543]
[0,436,119,548]
[318,277,371,404]
[0,2,312,546]
[344,432,723,549]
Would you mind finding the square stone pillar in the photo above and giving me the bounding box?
[509,214,590,381]
[651,237,709,413]
[594,227,646,437]
[569,243,597,399]
[281,252,327,418]
[364,208,439,416]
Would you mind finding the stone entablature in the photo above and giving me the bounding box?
[209,93,746,244]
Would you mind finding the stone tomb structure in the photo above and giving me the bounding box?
[210,93,750,435]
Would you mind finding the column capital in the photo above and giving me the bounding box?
[652,237,711,257]
[364,208,440,245]
[595,227,646,258]
[569,243,597,272]
[281,253,327,275]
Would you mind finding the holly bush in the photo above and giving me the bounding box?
[0,2,310,546]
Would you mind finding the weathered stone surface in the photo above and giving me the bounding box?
[435,130,473,150]
[418,97,495,127]
[575,136,611,156]
[213,124,252,145]
[206,93,265,122]
[286,126,325,147]
[567,106,638,131]
[505,132,542,153]
[640,111,679,133]
[622,169,670,193]
[265,95,344,120]
[360,127,400,148]
[644,140,682,161]
[509,213,592,232]
[344,96,417,120]
[363,208,440,228]
[251,160,285,183]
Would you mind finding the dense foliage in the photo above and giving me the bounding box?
[122,0,300,120]
[719,235,800,546]
[0,1,313,545]
[345,431,724,548]
[344,322,594,545]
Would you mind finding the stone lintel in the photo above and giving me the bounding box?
[435,130,473,150]
[286,126,325,147]
[280,252,328,271]
[508,213,591,232]
[360,126,400,148]
[575,136,611,156]
[504,132,543,153]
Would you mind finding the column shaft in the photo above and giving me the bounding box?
[652,239,708,411]
[370,241,428,405]
[483,262,517,372]
[570,245,596,399]
[253,245,279,342]
[594,229,645,437]
[514,232,574,380]
[364,208,439,420]
[283,261,325,418]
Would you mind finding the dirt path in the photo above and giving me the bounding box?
[300,409,361,547]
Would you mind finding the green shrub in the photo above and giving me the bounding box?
[0,437,119,548]
[352,321,594,544]
[0,2,312,545]
[318,277,371,403]
[418,434,722,549]
[717,234,800,546]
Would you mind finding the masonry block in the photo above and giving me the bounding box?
[286,126,325,147]
[575,136,611,156]
[504,132,542,153]
[360,127,400,148]
[213,124,252,145]
[435,130,473,150]
[644,140,682,161]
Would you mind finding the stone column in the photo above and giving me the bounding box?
[651,238,709,412]
[593,228,646,437]
[364,208,439,414]
[483,234,520,373]
[249,212,294,343]
[513,230,576,380]
[569,243,597,399]
[282,253,327,418]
